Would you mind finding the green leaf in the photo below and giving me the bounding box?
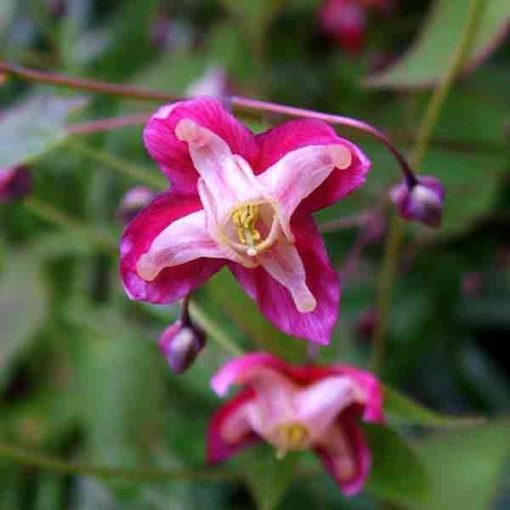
[365,424,428,507]
[366,0,510,89]
[71,306,165,467]
[0,251,48,389]
[220,0,285,50]
[238,446,298,510]
[384,385,484,428]
[0,94,86,168]
[411,422,510,510]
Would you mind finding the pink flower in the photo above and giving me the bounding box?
[120,97,370,345]
[319,0,394,53]
[207,353,384,496]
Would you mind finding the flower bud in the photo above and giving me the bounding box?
[390,176,445,228]
[319,0,366,53]
[159,320,206,374]
[0,166,32,203]
[116,186,156,224]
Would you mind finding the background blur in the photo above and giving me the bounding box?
[0,0,509,508]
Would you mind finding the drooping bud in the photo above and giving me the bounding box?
[0,166,32,203]
[116,186,156,224]
[159,319,206,374]
[390,176,445,228]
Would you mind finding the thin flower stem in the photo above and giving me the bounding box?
[370,0,485,374]
[0,61,417,184]
[188,301,244,357]
[67,139,167,190]
[230,96,418,187]
[0,442,234,482]
[67,113,150,135]
[319,212,369,233]
[23,197,116,251]
[0,62,175,102]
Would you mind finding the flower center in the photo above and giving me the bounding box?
[232,204,261,257]
[275,422,310,459]
[222,201,280,260]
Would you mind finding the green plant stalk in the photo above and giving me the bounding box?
[0,442,233,482]
[189,301,244,357]
[67,138,167,190]
[23,197,116,251]
[370,0,486,374]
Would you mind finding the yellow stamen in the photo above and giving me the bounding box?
[275,422,310,459]
[232,204,261,256]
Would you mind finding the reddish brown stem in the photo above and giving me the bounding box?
[67,114,149,135]
[0,61,417,184]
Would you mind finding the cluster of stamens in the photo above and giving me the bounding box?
[275,422,310,459]
[232,204,262,257]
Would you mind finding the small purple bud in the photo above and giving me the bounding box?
[159,320,206,374]
[0,166,32,203]
[390,176,445,228]
[116,186,156,224]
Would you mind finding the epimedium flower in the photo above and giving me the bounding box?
[319,0,394,53]
[120,97,370,345]
[390,175,445,228]
[207,352,384,496]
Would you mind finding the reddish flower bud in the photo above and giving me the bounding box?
[0,166,32,203]
[159,320,206,374]
[319,0,366,53]
[390,176,445,228]
[116,186,156,224]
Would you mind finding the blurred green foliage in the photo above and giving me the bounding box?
[0,0,509,508]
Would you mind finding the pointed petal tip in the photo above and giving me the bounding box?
[296,293,317,313]
[175,118,209,146]
[329,144,352,169]
[136,254,158,281]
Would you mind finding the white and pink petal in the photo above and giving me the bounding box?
[120,191,224,303]
[143,97,259,195]
[207,389,259,464]
[255,118,370,214]
[315,413,371,496]
[229,216,339,345]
